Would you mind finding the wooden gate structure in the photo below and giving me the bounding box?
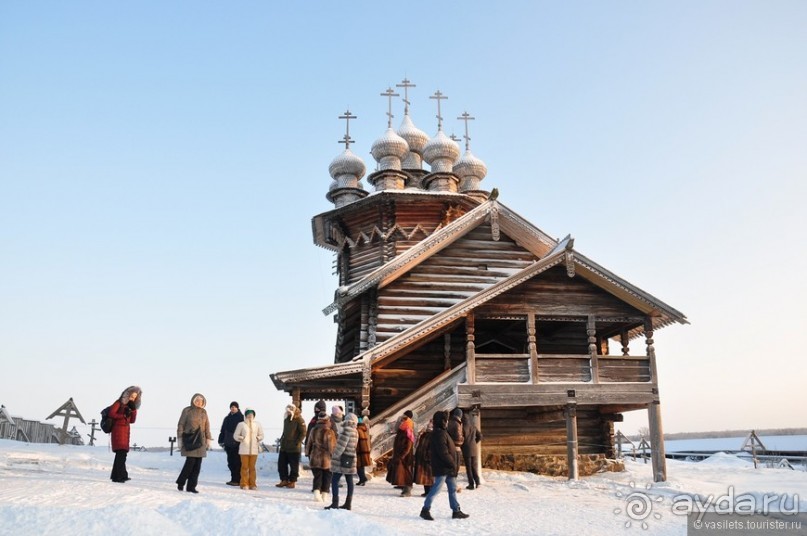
[271,88,687,481]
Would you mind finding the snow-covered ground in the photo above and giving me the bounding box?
[665,435,807,453]
[1,439,806,535]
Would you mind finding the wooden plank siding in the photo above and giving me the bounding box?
[375,224,537,344]
[481,408,613,456]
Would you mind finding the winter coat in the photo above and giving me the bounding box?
[279,409,306,453]
[413,427,434,486]
[429,412,457,477]
[109,386,141,452]
[177,393,212,458]
[218,410,244,448]
[305,417,336,470]
[385,416,414,487]
[234,417,265,455]
[447,414,464,451]
[330,414,344,436]
[356,421,372,468]
[461,414,482,458]
[331,413,359,475]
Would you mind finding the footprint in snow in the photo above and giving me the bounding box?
[513,483,530,492]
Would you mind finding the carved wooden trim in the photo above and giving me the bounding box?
[466,313,476,384]
[490,204,500,241]
[587,315,600,384]
[527,312,538,384]
[565,251,575,277]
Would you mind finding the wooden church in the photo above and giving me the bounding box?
[271,82,687,481]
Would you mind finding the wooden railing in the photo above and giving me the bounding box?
[474,353,651,384]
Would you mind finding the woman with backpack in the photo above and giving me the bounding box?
[109,386,142,483]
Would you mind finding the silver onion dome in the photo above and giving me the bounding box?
[397,114,429,169]
[329,148,367,188]
[423,129,460,173]
[454,148,488,192]
[370,128,409,171]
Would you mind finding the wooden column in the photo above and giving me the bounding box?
[587,315,599,383]
[644,317,667,482]
[292,388,301,411]
[466,313,476,384]
[472,406,484,484]
[565,402,579,480]
[620,329,630,356]
[527,313,539,384]
[361,361,372,420]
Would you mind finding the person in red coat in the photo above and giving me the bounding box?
[109,385,142,483]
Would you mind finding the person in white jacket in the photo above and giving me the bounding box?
[233,408,264,490]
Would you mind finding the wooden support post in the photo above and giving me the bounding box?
[648,401,667,481]
[620,329,630,356]
[565,402,579,480]
[466,313,476,384]
[527,313,539,384]
[292,388,301,411]
[361,361,372,420]
[587,315,599,384]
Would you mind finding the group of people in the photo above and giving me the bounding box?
[105,387,478,520]
[385,407,481,520]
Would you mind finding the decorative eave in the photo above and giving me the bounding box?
[270,360,365,392]
[322,198,559,315]
[311,190,482,252]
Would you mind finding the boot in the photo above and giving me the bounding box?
[400,486,412,497]
[452,509,469,519]
[285,481,295,489]
[313,490,322,502]
[275,480,288,488]
[420,508,434,521]
[325,495,339,510]
[321,492,330,505]
[339,495,352,510]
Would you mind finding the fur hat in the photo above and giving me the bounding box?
[230,401,239,409]
[285,404,296,414]
[345,413,358,426]
[403,410,413,419]
[244,408,255,417]
[451,408,463,418]
[314,400,327,412]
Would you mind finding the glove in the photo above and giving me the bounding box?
[124,407,132,417]
[127,400,137,410]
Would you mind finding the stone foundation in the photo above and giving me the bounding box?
[483,453,624,477]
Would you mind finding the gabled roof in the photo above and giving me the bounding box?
[323,199,558,315]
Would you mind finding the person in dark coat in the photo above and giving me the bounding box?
[419,411,469,521]
[355,416,372,485]
[276,403,306,489]
[176,393,212,493]
[109,385,142,483]
[446,407,464,493]
[461,412,482,489]
[413,421,434,496]
[217,401,244,486]
[385,410,415,496]
[305,400,327,492]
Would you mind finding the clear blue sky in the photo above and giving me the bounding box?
[1,2,805,447]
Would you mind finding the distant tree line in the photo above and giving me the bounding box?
[628,427,807,441]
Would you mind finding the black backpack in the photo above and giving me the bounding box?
[100,405,113,433]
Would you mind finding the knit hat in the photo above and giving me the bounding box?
[403,410,413,419]
[314,400,326,412]
[332,405,344,417]
[230,401,239,409]
[245,408,255,417]
[451,408,463,418]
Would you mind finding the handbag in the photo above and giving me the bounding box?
[182,428,204,451]
[340,453,355,469]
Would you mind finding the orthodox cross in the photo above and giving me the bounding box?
[380,87,399,128]
[46,397,86,445]
[449,133,461,143]
[457,111,475,151]
[338,109,357,150]
[429,90,448,130]
[396,78,416,114]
